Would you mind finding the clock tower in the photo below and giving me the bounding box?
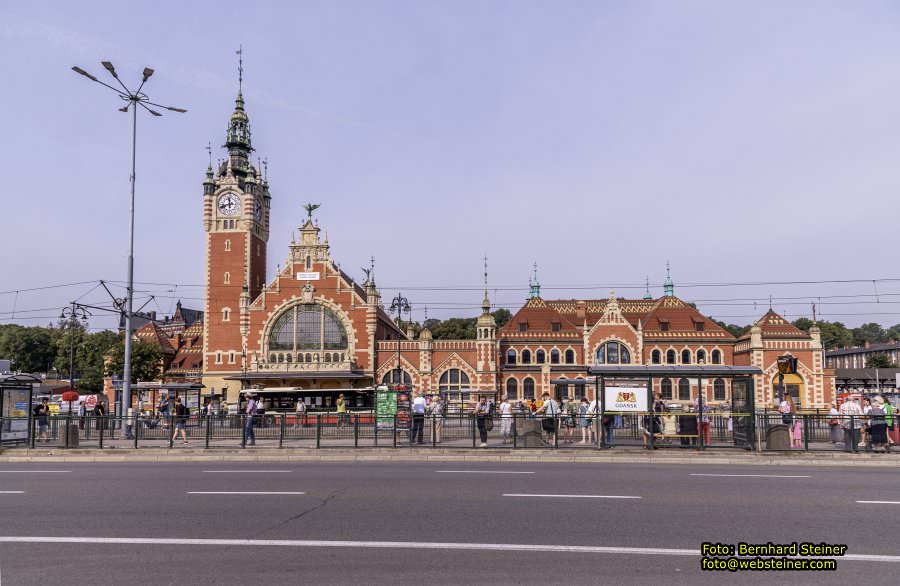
[202,81,270,393]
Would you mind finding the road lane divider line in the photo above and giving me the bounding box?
[0,491,25,494]
[857,500,900,505]
[202,471,292,473]
[187,490,306,494]
[0,471,71,473]
[0,537,897,562]
[689,474,811,478]
[436,471,535,474]
[503,494,640,499]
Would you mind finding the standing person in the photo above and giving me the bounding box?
[839,397,863,453]
[474,395,490,447]
[779,394,799,448]
[294,398,307,428]
[336,393,348,430]
[34,398,50,442]
[428,394,445,443]
[828,403,842,445]
[535,392,559,446]
[578,397,592,444]
[124,406,135,440]
[529,398,537,417]
[868,397,889,453]
[499,395,513,444]
[94,400,107,432]
[172,397,189,446]
[158,395,170,430]
[410,391,426,445]
[242,394,257,447]
[884,397,895,449]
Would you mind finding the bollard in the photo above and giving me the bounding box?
[315,415,321,449]
[279,413,286,449]
[354,415,359,448]
[205,411,211,449]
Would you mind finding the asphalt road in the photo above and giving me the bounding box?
[0,461,898,585]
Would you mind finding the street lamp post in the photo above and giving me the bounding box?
[389,293,411,386]
[71,62,186,416]
[59,303,91,393]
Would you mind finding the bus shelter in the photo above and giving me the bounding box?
[0,374,40,445]
[586,365,762,450]
[132,382,205,415]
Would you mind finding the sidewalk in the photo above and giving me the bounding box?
[2,447,899,467]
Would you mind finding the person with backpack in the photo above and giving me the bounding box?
[535,392,559,446]
[172,397,189,447]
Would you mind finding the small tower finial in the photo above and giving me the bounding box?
[769,294,773,311]
[528,262,541,299]
[424,304,429,322]
[644,275,652,300]
[812,302,817,323]
[482,255,491,314]
[205,142,212,167]
[663,260,674,297]
[236,45,243,95]
[303,203,321,221]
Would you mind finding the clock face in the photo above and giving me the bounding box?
[254,199,262,221]
[218,193,239,216]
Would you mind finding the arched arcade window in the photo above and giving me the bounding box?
[536,349,545,364]
[595,341,631,364]
[697,349,707,364]
[550,349,560,364]
[666,349,676,364]
[564,349,576,364]
[661,378,673,400]
[523,377,535,400]
[507,349,517,365]
[714,378,726,401]
[268,304,348,355]
[651,349,661,364]
[711,349,722,365]
[681,349,692,364]
[678,378,690,400]
[382,370,412,386]
[506,378,518,400]
[521,349,532,364]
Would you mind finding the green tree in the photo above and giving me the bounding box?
[792,318,813,332]
[77,331,121,392]
[713,320,751,338]
[0,324,55,373]
[865,353,895,369]
[431,317,477,340]
[853,322,887,346]
[106,340,163,384]
[492,308,512,329]
[817,321,854,350]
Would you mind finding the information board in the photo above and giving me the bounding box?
[375,388,397,430]
[396,389,411,432]
[603,386,648,412]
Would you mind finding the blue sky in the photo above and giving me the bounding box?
[2,1,900,331]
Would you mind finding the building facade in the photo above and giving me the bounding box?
[199,86,836,409]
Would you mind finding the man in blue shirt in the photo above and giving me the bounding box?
[242,394,257,447]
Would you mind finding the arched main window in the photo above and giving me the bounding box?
[696,349,707,364]
[439,369,470,391]
[661,378,673,400]
[666,349,676,364]
[564,349,576,364]
[507,349,517,365]
[681,349,692,364]
[521,349,532,364]
[506,378,518,400]
[550,349,560,364]
[536,349,546,364]
[714,378,726,401]
[651,349,661,364]
[382,370,412,386]
[711,349,722,365]
[595,341,631,364]
[268,304,348,358]
[678,378,691,400]
[523,377,535,400]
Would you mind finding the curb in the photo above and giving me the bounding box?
[2,448,899,467]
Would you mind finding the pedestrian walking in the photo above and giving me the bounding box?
[410,391,426,444]
[428,394,444,443]
[336,393,348,430]
[884,398,896,448]
[535,392,559,446]
[295,398,307,428]
[779,394,802,449]
[172,398,189,446]
[34,397,50,442]
[159,395,170,430]
[243,394,257,447]
[499,396,513,443]
[839,397,863,453]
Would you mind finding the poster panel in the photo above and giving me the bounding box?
[603,385,648,412]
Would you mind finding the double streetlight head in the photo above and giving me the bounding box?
[71,61,188,117]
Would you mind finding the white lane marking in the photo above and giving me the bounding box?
[187,490,306,494]
[0,471,71,474]
[436,471,535,474]
[202,470,292,473]
[503,494,640,499]
[0,491,25,494]
[857,500,900,505]
[0,537,896,562]
[690,474,811,478]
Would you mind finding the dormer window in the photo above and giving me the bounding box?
[693,318,705,332]
[551,321,561,332]
[659,319,669,332]
[519,322,528,332]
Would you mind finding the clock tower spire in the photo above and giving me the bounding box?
[202,52,270,398]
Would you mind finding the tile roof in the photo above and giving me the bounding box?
[499,297,580,338]
[826,341,900,357]
[751,310,810,340]
[134,321,176,353]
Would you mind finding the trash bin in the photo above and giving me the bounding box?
[765,424,790,450]
[66,421,79,448]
